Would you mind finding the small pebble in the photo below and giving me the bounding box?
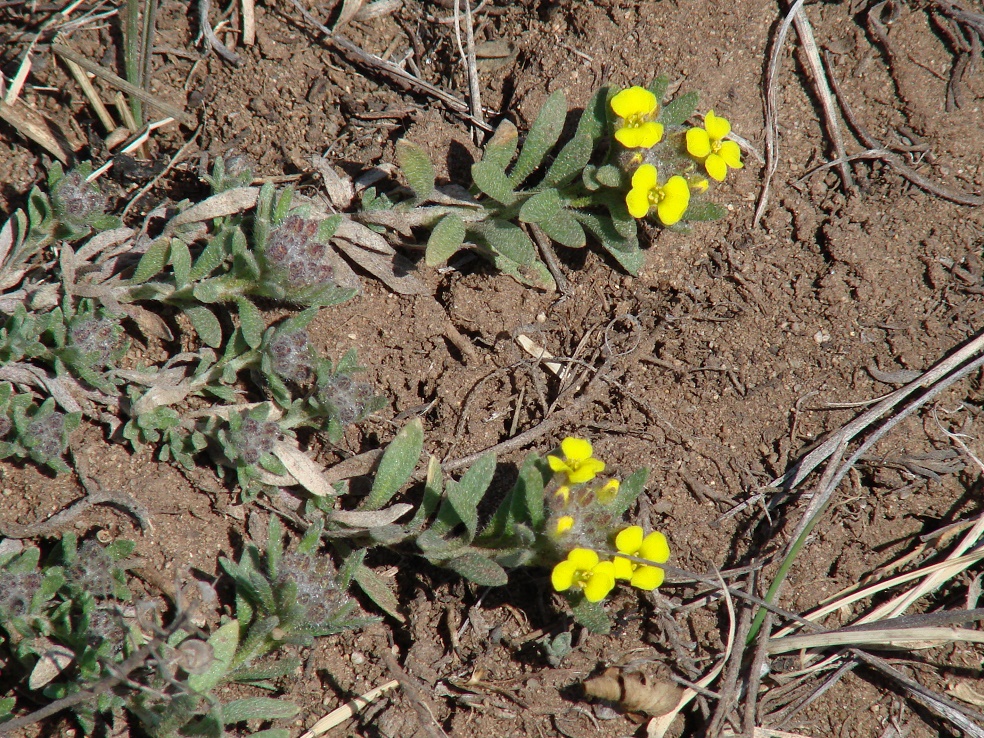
[351,651,366,665]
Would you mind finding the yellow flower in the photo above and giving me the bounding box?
[555,485,571,504]
[611,86,664,149]
[555,515,575,535]
[685,110,743,182]
[548,437,606,485]
[625,164,690,225]
[613,526,670,591]
[551,548,617,602]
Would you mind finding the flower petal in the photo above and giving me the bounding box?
[686,127,711,158]
[639,531,670,563]
[630,565,665,590]
[719,140,744,169]
[568,457,605,484]
[584,564,616,602]
[615,526,644,555]
[635,121,664,148]
[551,560,577,591]
[611,86,657,119]
[656,176,690,226]
[705,110,731,141]
[547,455,571,473]
[704,153,728,182]
[568,548,600,570]
[560,437,593,464]
[613,556,634,580]
[626,188,651,219]
[555,485,570,504]
[631,163,658,190]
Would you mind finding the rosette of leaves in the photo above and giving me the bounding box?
[368,78,725,281]
[45,297,127,394]
[0,386,81,474]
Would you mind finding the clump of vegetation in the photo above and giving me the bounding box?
[0,157,381,498]
[362,78,741,285]
[0,524,370,734]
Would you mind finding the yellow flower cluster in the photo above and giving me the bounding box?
[610,86,744,226]
[551,526,670,602]
[547,437,607,506]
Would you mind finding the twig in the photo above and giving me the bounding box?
[121,121,203,219]
[755,0,808,227]
[452,0,485,137]
[707,581,755,736]
[742,610,773,736]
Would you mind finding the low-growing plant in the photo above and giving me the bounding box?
[0,524,369,735]
[0,158,382,497]
[306,421,669,634]
[360,77,742,285]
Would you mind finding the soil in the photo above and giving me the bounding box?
[2,0,984,736]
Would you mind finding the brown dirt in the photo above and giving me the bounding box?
[2,0,984,736]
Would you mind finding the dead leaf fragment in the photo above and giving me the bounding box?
[582,667,682,717]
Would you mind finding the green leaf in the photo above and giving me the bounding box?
[183,305,223,348]
[573,210,642,275]
[595,165,624,188]
[237,298,265,349]
[510,90,567,187]
[683,201,727,222]
[659,90,699,126]
[353,564,404,622]
[188,619,239,693]
[131,239,169,284]
[608,467,649,518]
[573,86,610,144]
[471,161,518,206]
[447,551,508,586]
[542,134,593,188]
[476,246,555,290]
[425,213,466,266]
[407,456,443,535]
[170,238,192,288]
[648,75,669,104]
[361,418,423,511]
[571,597,611,634]
[0,696,15,715]
[470,219,536,265]
[446,453,496,540]
[518,189,562,224]
[482,119,518,171]
[539,209,586,248]
[395,140,435,204]
[190,237,227,281]
[221,698,299,723]
[248,731,291,738]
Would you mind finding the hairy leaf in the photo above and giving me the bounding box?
[509,89,567,186]
[659,90,699,126]
[221,697,299,723]
[170,238,192,288]
[353,564,404,622]
[183,305,223,348]
[425,213,467,266]
[518,189,562,224]
[361,418,424,511]
[130,238,170,284]
[447,551,508,586]
[396,140,436,204]
[237,298,264,348]
[472,160,518,206]
[470,219,536,265]
[539,209,586,248]
[482,119,519,171]
[542,133,593,188]
[188,619,239,693]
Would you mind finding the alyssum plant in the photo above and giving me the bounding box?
[359,78,742,286]
[320,420,670,634]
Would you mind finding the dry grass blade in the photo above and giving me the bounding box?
[453,0,485,135]
[52,43,193,125]
[772,550,984,639]
[755,0,807,227]
[0,99,70,162]
[241,0,255,45]
[790,9,853,192]
[768,625,984,654]
[298,679,400,737]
